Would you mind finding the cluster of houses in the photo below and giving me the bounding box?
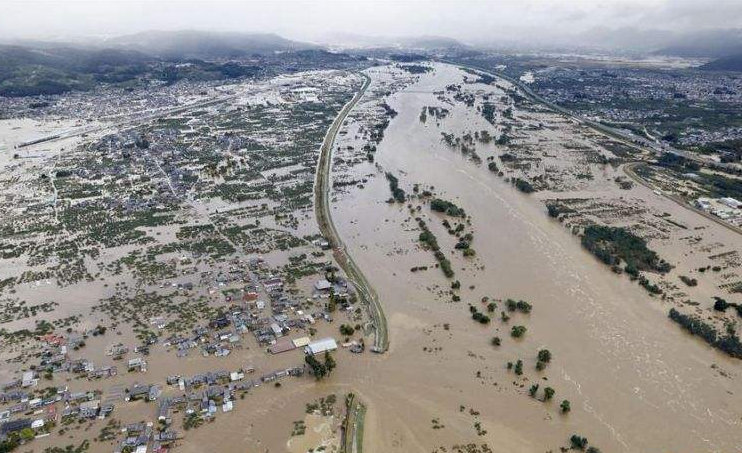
[0,248,360,452]
[161,266,353,361]
[695,196,742,226]
[113,421,179,453]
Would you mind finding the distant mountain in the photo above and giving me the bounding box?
[700,54,742,71]
[321,32,467,51]
[574,27,675,53]
[653,29,742,58]
[0,32,363,97]
[0,44,155,96]
[397,35,467,50]
[105,30,320,59]
[0,45,152,73]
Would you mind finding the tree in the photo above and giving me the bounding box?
[327,288,337,313]
[560,399,571,413]
[324,351,336,374]
[19,428,35,441]
[714,297,730,312]
[0,436,19,453]
[511,325,527,338]
[305,354,327,380]
[543,387,555,401]
[491,336,501,347]
[537,349,552,369]
[570,434,588,450]
[529,384,539,397]
[514,359,523,376]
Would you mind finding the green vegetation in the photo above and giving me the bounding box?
[506,299,532,314]
[570,434,589,450]
[544,387,555,401]
[668,308,742,359]
[417,219,454,278]
[536,349,552,370]
[385,172,406,202]
[398,64,433,74]
[481,102,497,125]
[430,198,466,217]
[561,400,571,413]
[305,351,337,380]
[469,305,490,324]
[513,178,535,193]
[581,225,671,274]
[546,203,574,218]
[510,325,527,338]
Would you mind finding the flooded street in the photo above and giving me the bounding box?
[331,63,742,452]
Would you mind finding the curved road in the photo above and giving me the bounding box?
[313,72,389,353]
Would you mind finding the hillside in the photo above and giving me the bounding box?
[653,29,742,58]
[104,30,320,59]
[0,45,154,96]
[700,54,742,71]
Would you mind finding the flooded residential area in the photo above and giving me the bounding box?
[2,3,742,453]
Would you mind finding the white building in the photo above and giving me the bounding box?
[304,337,338,355]
[314,279,332,291]
[720,197,742,209]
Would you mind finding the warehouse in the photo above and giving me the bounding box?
[304,337,338,355]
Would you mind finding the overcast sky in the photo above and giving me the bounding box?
[3,0,742,44]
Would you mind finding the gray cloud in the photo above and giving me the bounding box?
[1,0,741,45]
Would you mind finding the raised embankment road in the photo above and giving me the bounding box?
[314,73,389,353]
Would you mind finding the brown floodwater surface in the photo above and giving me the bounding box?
[329,63,742,453]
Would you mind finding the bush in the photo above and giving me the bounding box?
[385,173,406,202]
[543,387,555,400]
[570,435,588,450]
[511,325,527,338]
[714,297,730,311]
[514,178,535,193]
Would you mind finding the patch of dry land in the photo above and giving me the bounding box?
[2,61,742,453]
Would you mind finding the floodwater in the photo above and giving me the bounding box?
[6,63,742,453]
[328,63,742,452]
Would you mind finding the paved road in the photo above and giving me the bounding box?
[313,72,389,353]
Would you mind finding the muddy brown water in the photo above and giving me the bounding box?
[327,63,742,453]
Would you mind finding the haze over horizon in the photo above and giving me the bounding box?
[3,0,742,48]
